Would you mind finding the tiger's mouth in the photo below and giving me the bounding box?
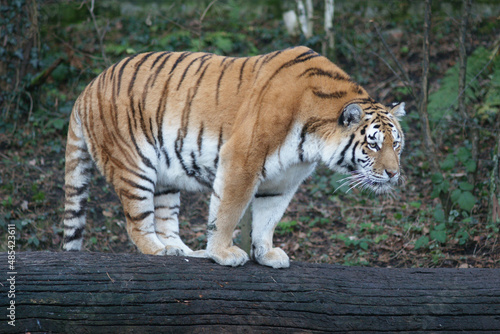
[338,170,405,195]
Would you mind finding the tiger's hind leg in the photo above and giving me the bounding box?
[114,171,171,255]
[153,189,195,256]
[63,112,93,251]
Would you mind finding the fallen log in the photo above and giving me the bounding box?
[1,251,499,333]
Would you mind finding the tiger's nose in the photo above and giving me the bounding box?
[385,169,398,179]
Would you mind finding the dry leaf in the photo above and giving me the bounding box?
[102,210,113,218]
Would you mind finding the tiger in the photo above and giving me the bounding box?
[62,46,405,268]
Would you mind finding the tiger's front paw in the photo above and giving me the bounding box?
[253,247,290,269]
[207,246,249,267]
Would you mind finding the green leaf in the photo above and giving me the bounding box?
[465,160,476,173]
[457,191,476,212]
[442,180,450,193]
[415,236,429,250]
[434,223,447,231]
[459,182,474,191]
[455,229,469,245]
[359,241,369,250]
[431,173,443,184]
[409,201,421,209]
[433,208,445,223]
[439,155,456,171]
[457,147,471,163]
[451,189,462,203]
[430,229,447,243]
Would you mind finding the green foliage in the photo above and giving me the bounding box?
[428,46,497,123]
[431,145,477,214]
[476,53,500,123]
[276,220,298,235]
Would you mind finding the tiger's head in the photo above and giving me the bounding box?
[319,100,406,194]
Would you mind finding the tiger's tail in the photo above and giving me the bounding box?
[62,106,92,251]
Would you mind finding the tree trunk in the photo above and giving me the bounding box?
[419,0,437,169]
[458,0,472,119]
[2,252,500,333]
[322,0,335,58]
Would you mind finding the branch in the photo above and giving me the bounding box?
[87,0,110,67]
[26,57,64,91]
[371,20,417,101]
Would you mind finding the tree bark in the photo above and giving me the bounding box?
[2,251,500,333]
[322,0,335,58]
[419,0,452,216]
[458,0,472,119]
[419,0,438,171]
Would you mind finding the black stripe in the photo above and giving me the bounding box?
[175,63,210,153]
[214,126,223,168]
[127,115,157,173]
[337,133,356,166]
[216,61,232,105]
[351,141,359,168]
[197,122,204,153]
[190,151,201,175]
[156,75,175,149]
[149,117,159,156]
[64,197,88,220]
[255,193,283,198]
[162,148,171,168]
[150,51,170,69]
[177,55,202,90]
[298,117,336,161]
[64,209,85,220]
[194,54,213,75]
[137,101,155,149]
[108,62,119,82]
[261,145,269,179]
[252,55,264,72]
[313,90,347,99]
[117,53,141,96]
[150,53,174,88]
[155,204,180,210]
[128,51,155,96]
[120,176,154,193]
[298,67,334,78]
[154,189,179,197]
[126,211,154,222]
[65,184,89,197]
[258,49,320,102]
[120,189,148,201]
[258,50,283,72]
[169,52,192,75]
[237,57,251,93]
[63,227,84,243]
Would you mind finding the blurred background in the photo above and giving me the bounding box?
[0,0,499,268]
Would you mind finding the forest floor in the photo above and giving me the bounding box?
[0,2,498,268]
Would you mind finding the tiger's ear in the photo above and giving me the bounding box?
[390,102,406,120]
[339,103,362,127]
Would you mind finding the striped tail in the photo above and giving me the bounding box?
[63,108,92,251]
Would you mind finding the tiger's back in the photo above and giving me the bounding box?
[63,47,405,268]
